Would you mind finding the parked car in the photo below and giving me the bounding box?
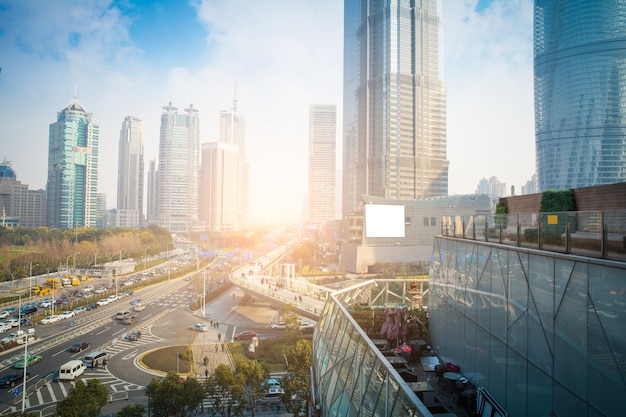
[13,354,42,368]
[0,311,9,319]
[72,306,87,315]
[39,299,53,308]
[20,305,37,316]
[0,372,29,388]
[40,315,60,325]
[0,322,12,332]
[6,319,19,327]
[271,322,287,330]
[96,299,109,307]
[127,331,141,341]
[124,290,134,297]
[82,285,95,292]
[68,342,90,353]
[85,303,97,311]
[3,307,17,314]
[190,323,208,332]
[234,330,257,340]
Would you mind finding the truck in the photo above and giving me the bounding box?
[72,278,81,286]
[46,277,62,288]
[61,278,72,287]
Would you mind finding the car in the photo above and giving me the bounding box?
[271,322,287,330]
[72,306,87,314]
[13,355,42,369]
[0,333,19,344]
[19,318,33,327]
[124,290,134,297]
[0,372,29,388]
[0,322,11,333]
[39,299,53,308]
[85,303,97,310]
[40,315,60,325]
[190,323,209,332]
[94,287,107,294]
[54,296,68,305]
[234,330,257,340]
[122,315,137,325]
[20,305,37,316]
[3,307,17,314]
[96,299,109,307]
[82,285,95,292]
[58,311,75,320]
[132,303,145,312]
[6,318,19,327]
[68,342,90,353]
[107,295,118,302]
[299,322,315,333]
[0,311,9,319]
[130,298,142,305]
[127,331,141,341]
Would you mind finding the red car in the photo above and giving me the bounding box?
[234,331,257,340]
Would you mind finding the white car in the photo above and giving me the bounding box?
[96,299,110,307]
[39,299,53,308]
[0,311,9,319]
[6,319,19,327]
[40,315,60,325]
[58,311,75,320]
[0,322,12,332]
[82,285,95,292]
[107,295,118,302]
[190,323,209,332]
[72,306,86,314]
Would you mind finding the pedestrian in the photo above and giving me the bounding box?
[215,344,218,353]
[221,343,225,352]
[299,295,303,303]
[94,360,98,369]
[103,358,108,368]
[218,332,222,342]
[203,356,208,366]
[205,369,209,379]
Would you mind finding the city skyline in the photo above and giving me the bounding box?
[0,0,535,224]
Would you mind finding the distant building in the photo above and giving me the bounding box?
[521,173,538,195]
[0,162,46,228]
[154,103,200,233]
[475,176,506,201]
[116,116,144,227]
[535,1,626,190]
[200,96,248,232]
[146,159,158,222]
[307,104,336,225]
[342,0,448,217]
[46,97,99,229]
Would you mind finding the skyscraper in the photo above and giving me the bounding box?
[200,96,248,232]
[116,116,144,227]
[308,104,336,224]
[535,0,626,190]
[46,98,99,229]
[155,103,200,233]
[342,0,448,216]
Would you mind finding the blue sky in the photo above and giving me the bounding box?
[0,0,534,224]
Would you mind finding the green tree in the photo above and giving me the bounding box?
[56,379,108,417]
[282,339,312,416]
[116,404,146,417]
[234,359,269,417]
[205,364,245,417]
[146,372,204,417]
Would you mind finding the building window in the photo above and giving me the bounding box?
[431,217,436,226]
[423,217,429,226]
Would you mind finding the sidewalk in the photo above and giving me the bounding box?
[190,313,232,380]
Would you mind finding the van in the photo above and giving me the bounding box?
[59,360,86,381]
[83,351,107,368]
[116,311,131,320]
[62,278,72,287]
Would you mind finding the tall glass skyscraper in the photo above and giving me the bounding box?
[46,98,99,229]
[116,116,144,227]
[342,0,448,216]
[155,103,200,233]
[535,0,626,191]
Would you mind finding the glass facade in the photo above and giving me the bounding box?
[534,0,626,190]
[342,0,448,216]
[312,280,433,417]
[429,236,626,417]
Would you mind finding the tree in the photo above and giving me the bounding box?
[56,379,108,417]
[116,404,146,417]
[234,359,269,417]
[205,364,245,417]
[282,339,312,416]
[146,372,204,417]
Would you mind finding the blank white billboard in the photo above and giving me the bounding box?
[364,204,405,238]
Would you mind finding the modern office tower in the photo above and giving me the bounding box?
[342,0,448,216]
[0,161,46,228]
[475,176,506,200]
[200,142,242,232]
[535,1,626,190]
[155,103,200,233]
[308,104,336,224]
[116,116,144,227]
[146,159,158,222]
[521,173,538,195]
[46,97,100,229]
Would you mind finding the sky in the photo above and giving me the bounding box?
[0,0,535,225]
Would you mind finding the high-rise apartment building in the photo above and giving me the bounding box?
[116,116,144,227]
[46,98,99,229]
[535,1,626,190]
[0,162,46,228]
[155,103,200,233]
[146,159,158,222]
[308,104,336,224]
[342,0,448,216]
[475,176,506,200]
[200,97,248,232]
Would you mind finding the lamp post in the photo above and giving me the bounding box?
[21,325,28,413]
[65,255,72,272]
[202,268,206,317]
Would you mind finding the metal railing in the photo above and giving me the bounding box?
[441,209,626,261]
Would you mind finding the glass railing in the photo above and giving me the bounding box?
[441,210,626,261]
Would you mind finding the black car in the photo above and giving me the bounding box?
[127,331,141,341]
[20,306,37,316]
[68,342,90,353]
[0,372,29,388]
[85,303,97,311]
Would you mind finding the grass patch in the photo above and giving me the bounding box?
[142,345,193,374]
[228,336,311,373]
